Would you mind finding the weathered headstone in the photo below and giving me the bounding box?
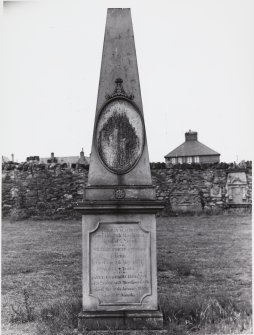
[226,171,250,206]
[76,8,164,334]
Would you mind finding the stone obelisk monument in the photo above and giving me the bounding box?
[76,8,164,333]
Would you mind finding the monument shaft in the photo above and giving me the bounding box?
[87,7,152,192]
[76,8,164,333]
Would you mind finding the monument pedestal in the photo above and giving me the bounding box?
[75,201,164,333]
[78,310,163,331]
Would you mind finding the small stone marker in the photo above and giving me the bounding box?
[76,8,165,334]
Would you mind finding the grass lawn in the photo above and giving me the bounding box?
[1,214,252,334]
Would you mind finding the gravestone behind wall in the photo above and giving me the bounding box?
[226,171,249,206]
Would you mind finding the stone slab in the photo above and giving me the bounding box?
[226,172,249,205]
[75,200,164,215]
[85,186,155,201]
[81,213,158,311]
[170,192,201,212]
[78,310,164,331]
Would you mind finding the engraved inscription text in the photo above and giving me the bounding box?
[90,222,151,305]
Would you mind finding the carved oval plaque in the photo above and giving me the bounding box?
[96,99,144,174]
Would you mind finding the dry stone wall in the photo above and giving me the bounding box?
[2,163,88,220]
[2,162,252,220]
[151,162,252,214]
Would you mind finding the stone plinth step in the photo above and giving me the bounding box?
[73,329,168,335]
[78,310,164,332]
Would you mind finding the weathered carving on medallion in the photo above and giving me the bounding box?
[96,99,144,174]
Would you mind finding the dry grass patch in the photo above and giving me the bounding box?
[159,294,251,334]
[37,299,82,335]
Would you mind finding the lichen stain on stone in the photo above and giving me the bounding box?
[96,99,144,174]
[98,112,140,173]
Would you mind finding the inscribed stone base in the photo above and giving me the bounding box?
[81,212,159,311]
[78,310,164,331]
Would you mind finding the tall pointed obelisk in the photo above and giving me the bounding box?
[76,8,164,333]
[86,8,154,200]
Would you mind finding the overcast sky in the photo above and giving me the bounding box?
[1,0,253,163]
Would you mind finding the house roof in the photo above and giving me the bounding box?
[2,155,11,163]
[40,156,90,165]
[164,140,220,158]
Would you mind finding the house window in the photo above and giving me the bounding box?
[194,156,199,163]
[187,156,192,164]
[171,157,176,164]
[178,157,183,164]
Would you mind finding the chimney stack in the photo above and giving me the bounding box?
[80,148,84,158]
[185,130,198,141]
[79,148,85,164]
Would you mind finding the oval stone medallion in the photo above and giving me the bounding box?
[96,99,144,174]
